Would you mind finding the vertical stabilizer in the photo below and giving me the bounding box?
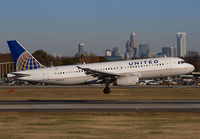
[7,40,44,71]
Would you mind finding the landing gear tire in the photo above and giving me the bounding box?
[168,84,172,88]
[103,86,111,94]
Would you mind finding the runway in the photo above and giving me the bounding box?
[1,100,200,112]
[1,85,200,89]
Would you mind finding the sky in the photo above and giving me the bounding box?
[0,0,200,56]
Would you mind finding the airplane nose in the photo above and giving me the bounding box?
[189,64,195,72]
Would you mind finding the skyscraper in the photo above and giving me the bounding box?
[125,32,137,59]
[126,40,131,53]
[162,47,172,57]
[130,32,136,48]
[126,40,133,58]
[78,43,86,56]
[138,44,150,58]
[173,46,177,57]
[176,32,186,57]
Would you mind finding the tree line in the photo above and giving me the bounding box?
[32,50,108,67]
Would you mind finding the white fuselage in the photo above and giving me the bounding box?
[9,57,194,85]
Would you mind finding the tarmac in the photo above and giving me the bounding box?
[0,85,200,112]
[1,100,200,112]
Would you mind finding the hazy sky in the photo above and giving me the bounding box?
[0,0,200,56]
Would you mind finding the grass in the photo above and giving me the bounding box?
[0,87,200,100]
[1,87,200,138]
[0,111,200,138]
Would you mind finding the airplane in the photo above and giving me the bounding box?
[7,40,194,94]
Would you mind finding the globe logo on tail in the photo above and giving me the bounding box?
[16,51,43,71]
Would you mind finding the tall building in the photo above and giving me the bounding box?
[171,46,177,57]
[133,48,137,58]
[78,43,86,56]
[126,40,133,58]
[126,32,137,59]
[176,32,186,57]
[126,40,131,53]
[138,44,150,58]
[130,32,136,48]
[162,47,173,57]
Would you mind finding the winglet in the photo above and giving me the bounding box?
[76,66,81,69]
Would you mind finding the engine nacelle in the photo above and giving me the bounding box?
[116,75,139,86]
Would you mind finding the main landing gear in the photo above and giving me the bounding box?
[103,86,110,94]
[103,83,111,94]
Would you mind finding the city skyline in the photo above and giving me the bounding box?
[0,0,200,56]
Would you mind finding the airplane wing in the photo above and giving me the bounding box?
[76,66,119,81]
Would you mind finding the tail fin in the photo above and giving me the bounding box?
[7,40,44,71]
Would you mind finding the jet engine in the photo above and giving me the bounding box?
[116,75,139,86]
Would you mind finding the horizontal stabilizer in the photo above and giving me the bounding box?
[7,72,30,79]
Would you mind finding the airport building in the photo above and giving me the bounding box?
[177,32,186,57]
[0,62,14,80]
